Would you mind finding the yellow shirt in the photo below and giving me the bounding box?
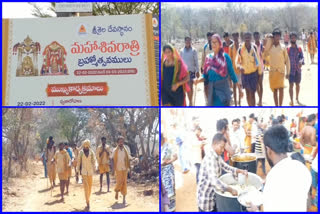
[201,43,214,70]
[77,149,97,176]
[54,150,70,174]
[236,44,260,75]
[96,145,110,165]
[263,43,290,75]
[229,43,241,74]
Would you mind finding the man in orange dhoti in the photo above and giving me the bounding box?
[112,136,131,204]
[52,142,70,201]
[307,32,317,64]
[77,140,97,211]
[263,29,290,106]
[96,137,111,192]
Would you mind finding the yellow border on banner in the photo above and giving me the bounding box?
[145,14,158,106]
[2,19,9,106]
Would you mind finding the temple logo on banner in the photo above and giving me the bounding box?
[78,24,88,37]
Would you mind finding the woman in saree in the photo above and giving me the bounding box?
[194,34,241,106]
[161,44,190,106]
[161,133,178,211]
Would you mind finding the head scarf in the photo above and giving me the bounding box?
[82,139,91,148]
[203,34,227,77]
[161,44,190,92]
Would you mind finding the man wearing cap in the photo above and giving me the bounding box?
[112,136,131,204]
[77,139,97,211]
[263,28,290,106]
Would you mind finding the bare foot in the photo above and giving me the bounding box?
[85,203,90,211]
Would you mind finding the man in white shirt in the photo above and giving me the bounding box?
[248,125,311,211]
[229,119,245,153]
[191,126,207,183]
[301,29,307,51]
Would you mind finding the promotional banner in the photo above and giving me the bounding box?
[2,14,158,106]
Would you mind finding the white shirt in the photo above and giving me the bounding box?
[111,145,131,171]
[229,127,246,153]
[77,149,97,176]
[312,154,318,172]
[263,157,311,211]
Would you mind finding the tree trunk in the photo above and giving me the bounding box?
[146,125,152,157]
[151,120,159,156]
[138,133,146,157]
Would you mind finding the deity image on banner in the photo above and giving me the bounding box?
[41,41,68,75]
[13,36,41,77]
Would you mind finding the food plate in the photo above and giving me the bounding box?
[237,189,263,207]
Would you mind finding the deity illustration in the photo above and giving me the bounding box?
[41,41,68,75]
[13,36,41,77]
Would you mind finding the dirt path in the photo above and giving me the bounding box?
[2,161,159,212]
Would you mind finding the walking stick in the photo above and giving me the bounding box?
[193,81,197,106]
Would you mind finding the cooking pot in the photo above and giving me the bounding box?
[214,172,263,212]
[231,153,257,173]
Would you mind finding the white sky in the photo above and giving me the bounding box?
[162,2,318,9]
[2,3,56,18]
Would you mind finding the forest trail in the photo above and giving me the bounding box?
[2,161,159,212]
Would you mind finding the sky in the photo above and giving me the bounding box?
[2,3,56,18]
[162,2,318,9]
